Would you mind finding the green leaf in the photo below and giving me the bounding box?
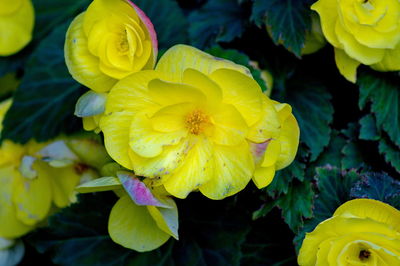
[27,193,134,265]
[1,22,83,143]
[275,181,314,232]
[378,137,400,173]
[188,0,247,49]
[358,71,400,146]
[359,114,380,141]
[314,130,346,168]
[206,46,268,91]
[350,172,400,209]
[286,83,333,161]
[251,0,313,57]
[294,167,360,251]
[134,0,188,50]
[76,176,122,194]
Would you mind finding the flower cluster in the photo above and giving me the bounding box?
[312,0,400,82]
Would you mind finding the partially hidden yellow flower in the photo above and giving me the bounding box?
[0,0,34,56]
[100,44,299,200]
[64,0,158,92]
[77,171,179,252]
[298,199,400,265]
[0,100,110,239]
[312,0,400,82]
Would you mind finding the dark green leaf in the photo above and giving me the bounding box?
[314,130,346,168]
[27,193,133,266]
[378,137,400,173]
[359,114,380,141]
[294,167,360,251]
[188,0,247,49]
[358,71,400,146]
[251,0,313,57]
[134,0,188,50]
[286,83,333,161]
[1,22,82,143]
[350,172,400,209]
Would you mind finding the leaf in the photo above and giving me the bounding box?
[358,71,400,147]
[27,193,134,265]
[359,114,380,141]
[275,181,314,232]
[350,172,400,209]
[313,130,346,168]
[251,0,313,57]
[1,22,83,143]
[286,83,333,161]
[293,167,360,252]
[378,137,400,173]
[188,0,247,49]
[76,176,122,194]
[134,0,188,50]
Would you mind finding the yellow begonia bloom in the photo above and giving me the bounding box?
[64,0,158,93]
[312,0,400,82]
[100,44,299,200]
[298,199,400,266]
[0,100,108,239]
[0,0,34,56]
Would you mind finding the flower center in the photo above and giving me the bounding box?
[117,30,129,54]
[185,109,209,135]
[359,250,371,261]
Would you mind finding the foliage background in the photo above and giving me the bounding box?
[1,0,399,265]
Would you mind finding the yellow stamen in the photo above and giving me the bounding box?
[185,109,209,135]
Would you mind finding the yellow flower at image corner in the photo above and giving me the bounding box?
[100,44,300,200]
[311,0,400,83]
[64,0,158,93]
[0,100,111,239]
[298,199,400,266]
[76,171,179,252]
[0,0,34,56]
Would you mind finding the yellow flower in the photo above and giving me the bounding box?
[312,0,400,82]
[64,0,158,93]
[0,0,34,56]
[100,44,299,200]
[0,100,108,239]
[301,13,326,55]
[77,172,179,252]
[298,199,400,266]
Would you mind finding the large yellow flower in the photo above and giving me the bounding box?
[0,0,34,56]
[312,0,400,82]
[0,100,109,239]
[64,0,158,92]
[298,199,400,265]
[100,44,299,200]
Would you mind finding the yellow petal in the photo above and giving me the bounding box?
[147,198,179,240]
[64,13,117,92]
[199,141,254,199]
[0,99,12,134]
[130,112,187,158]
[163,136,214,198]
[333,199,400,232]
[108,195,170,252]
[100,111,135,169]
[311,0,341,48]
[12,162,52,226]
[155,44,251,83]
[0,166,33,238]
[247,96,281,143]
[105,70,161,114]
[0,0,34,56]
[211,103,248,146]
[209,69,263,126]
[261,139,281,168]
[252,165,275,189]
[275,112,300,170]
[334,48,361,83]
[371,43,400,71]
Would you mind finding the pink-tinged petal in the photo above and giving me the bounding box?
[127,1,158,66]
[117,171,169,208]
[250,140,270,164]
